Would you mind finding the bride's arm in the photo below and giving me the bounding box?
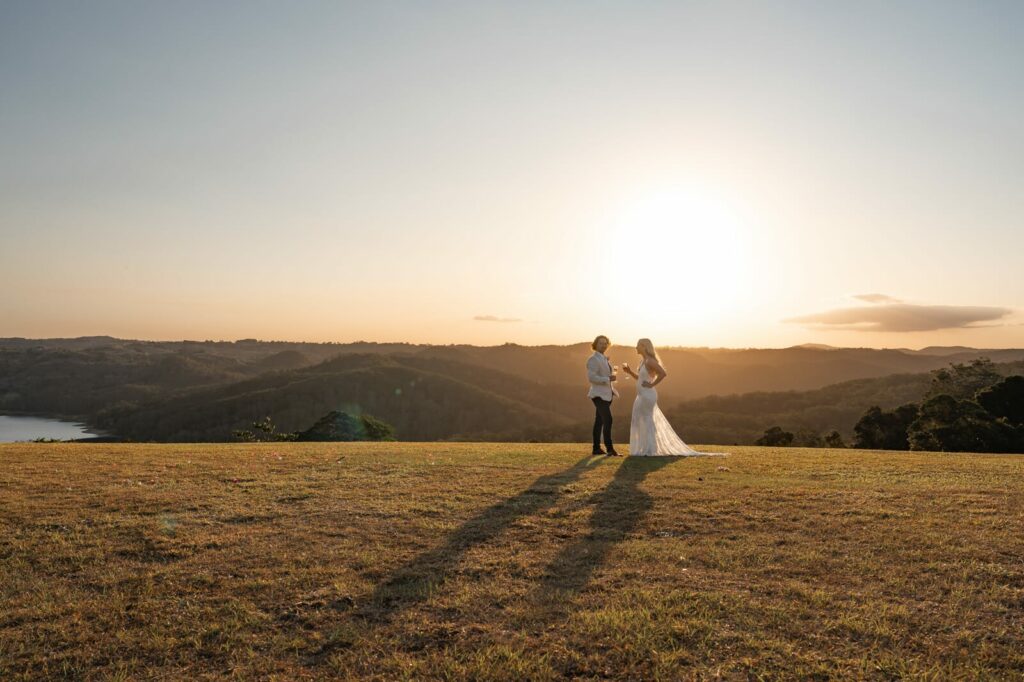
[621,362,639,380]
[644,360,668,387]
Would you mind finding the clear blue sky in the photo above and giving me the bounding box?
[2,1,1022,347]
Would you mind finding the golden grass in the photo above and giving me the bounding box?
[1,442,1023,680]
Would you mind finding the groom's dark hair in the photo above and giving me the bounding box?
[591,335,610,350]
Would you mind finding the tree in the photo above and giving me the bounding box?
[359,413,398,441]
[792,428,823,448]
[232,415,297,442]
[823,430,846,448]
[976,375,1024,426]
[756,426,794,446]
[853,404,919,450]
[296,410,396,442]
[908,394,1017,453]
[925,358,1002,401]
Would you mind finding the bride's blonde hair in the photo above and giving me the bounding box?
[637,338,661,364]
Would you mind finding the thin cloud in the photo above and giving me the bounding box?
[784,303,1013,332]
[473,315,522,323]
[853,293,902,304]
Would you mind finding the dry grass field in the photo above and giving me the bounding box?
[2,442,1023,680]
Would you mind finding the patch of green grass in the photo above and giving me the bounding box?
[1,442,1023,679]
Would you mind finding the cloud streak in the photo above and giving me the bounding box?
[473,315,522,323]
[785,303,1013,332]
[852,293,901,304]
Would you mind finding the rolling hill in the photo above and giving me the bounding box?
[4,336,1024,443]
[93,353,583,442]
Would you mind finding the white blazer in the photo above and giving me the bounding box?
[586,351,619,401]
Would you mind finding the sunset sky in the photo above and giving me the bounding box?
[2,1,1022,349]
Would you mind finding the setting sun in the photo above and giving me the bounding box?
[606,186,752,333]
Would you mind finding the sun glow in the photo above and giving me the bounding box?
[607,186,753,336]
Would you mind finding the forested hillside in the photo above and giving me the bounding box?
[4,336,1024,443]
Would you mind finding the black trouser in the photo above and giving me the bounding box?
[592,397,614,451]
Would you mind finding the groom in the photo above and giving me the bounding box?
[587,334,620,456]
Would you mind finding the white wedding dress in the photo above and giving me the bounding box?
[630,361,724,457]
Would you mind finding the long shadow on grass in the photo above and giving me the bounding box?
[531,456,676,611]
[360,455,605,622]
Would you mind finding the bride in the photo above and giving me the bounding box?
[621,339,725,457]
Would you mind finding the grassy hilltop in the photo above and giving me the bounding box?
[2,442,1023,680]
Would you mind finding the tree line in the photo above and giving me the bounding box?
[755,359,1024,453]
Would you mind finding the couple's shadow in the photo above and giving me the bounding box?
[363,455,676,622]
[532,455,675,607]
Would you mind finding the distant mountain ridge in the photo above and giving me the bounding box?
[3,336,1024,442]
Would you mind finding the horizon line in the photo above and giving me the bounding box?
[0,334,1013,353]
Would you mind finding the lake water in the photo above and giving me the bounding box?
[0,415,100,442]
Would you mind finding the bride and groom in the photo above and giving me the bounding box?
[587,334,723,457]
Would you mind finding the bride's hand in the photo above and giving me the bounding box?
[622,362,631,371]
[641,381,653,388]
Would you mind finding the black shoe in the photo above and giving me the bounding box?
[606,449,622,457]
[592,448,606,455]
